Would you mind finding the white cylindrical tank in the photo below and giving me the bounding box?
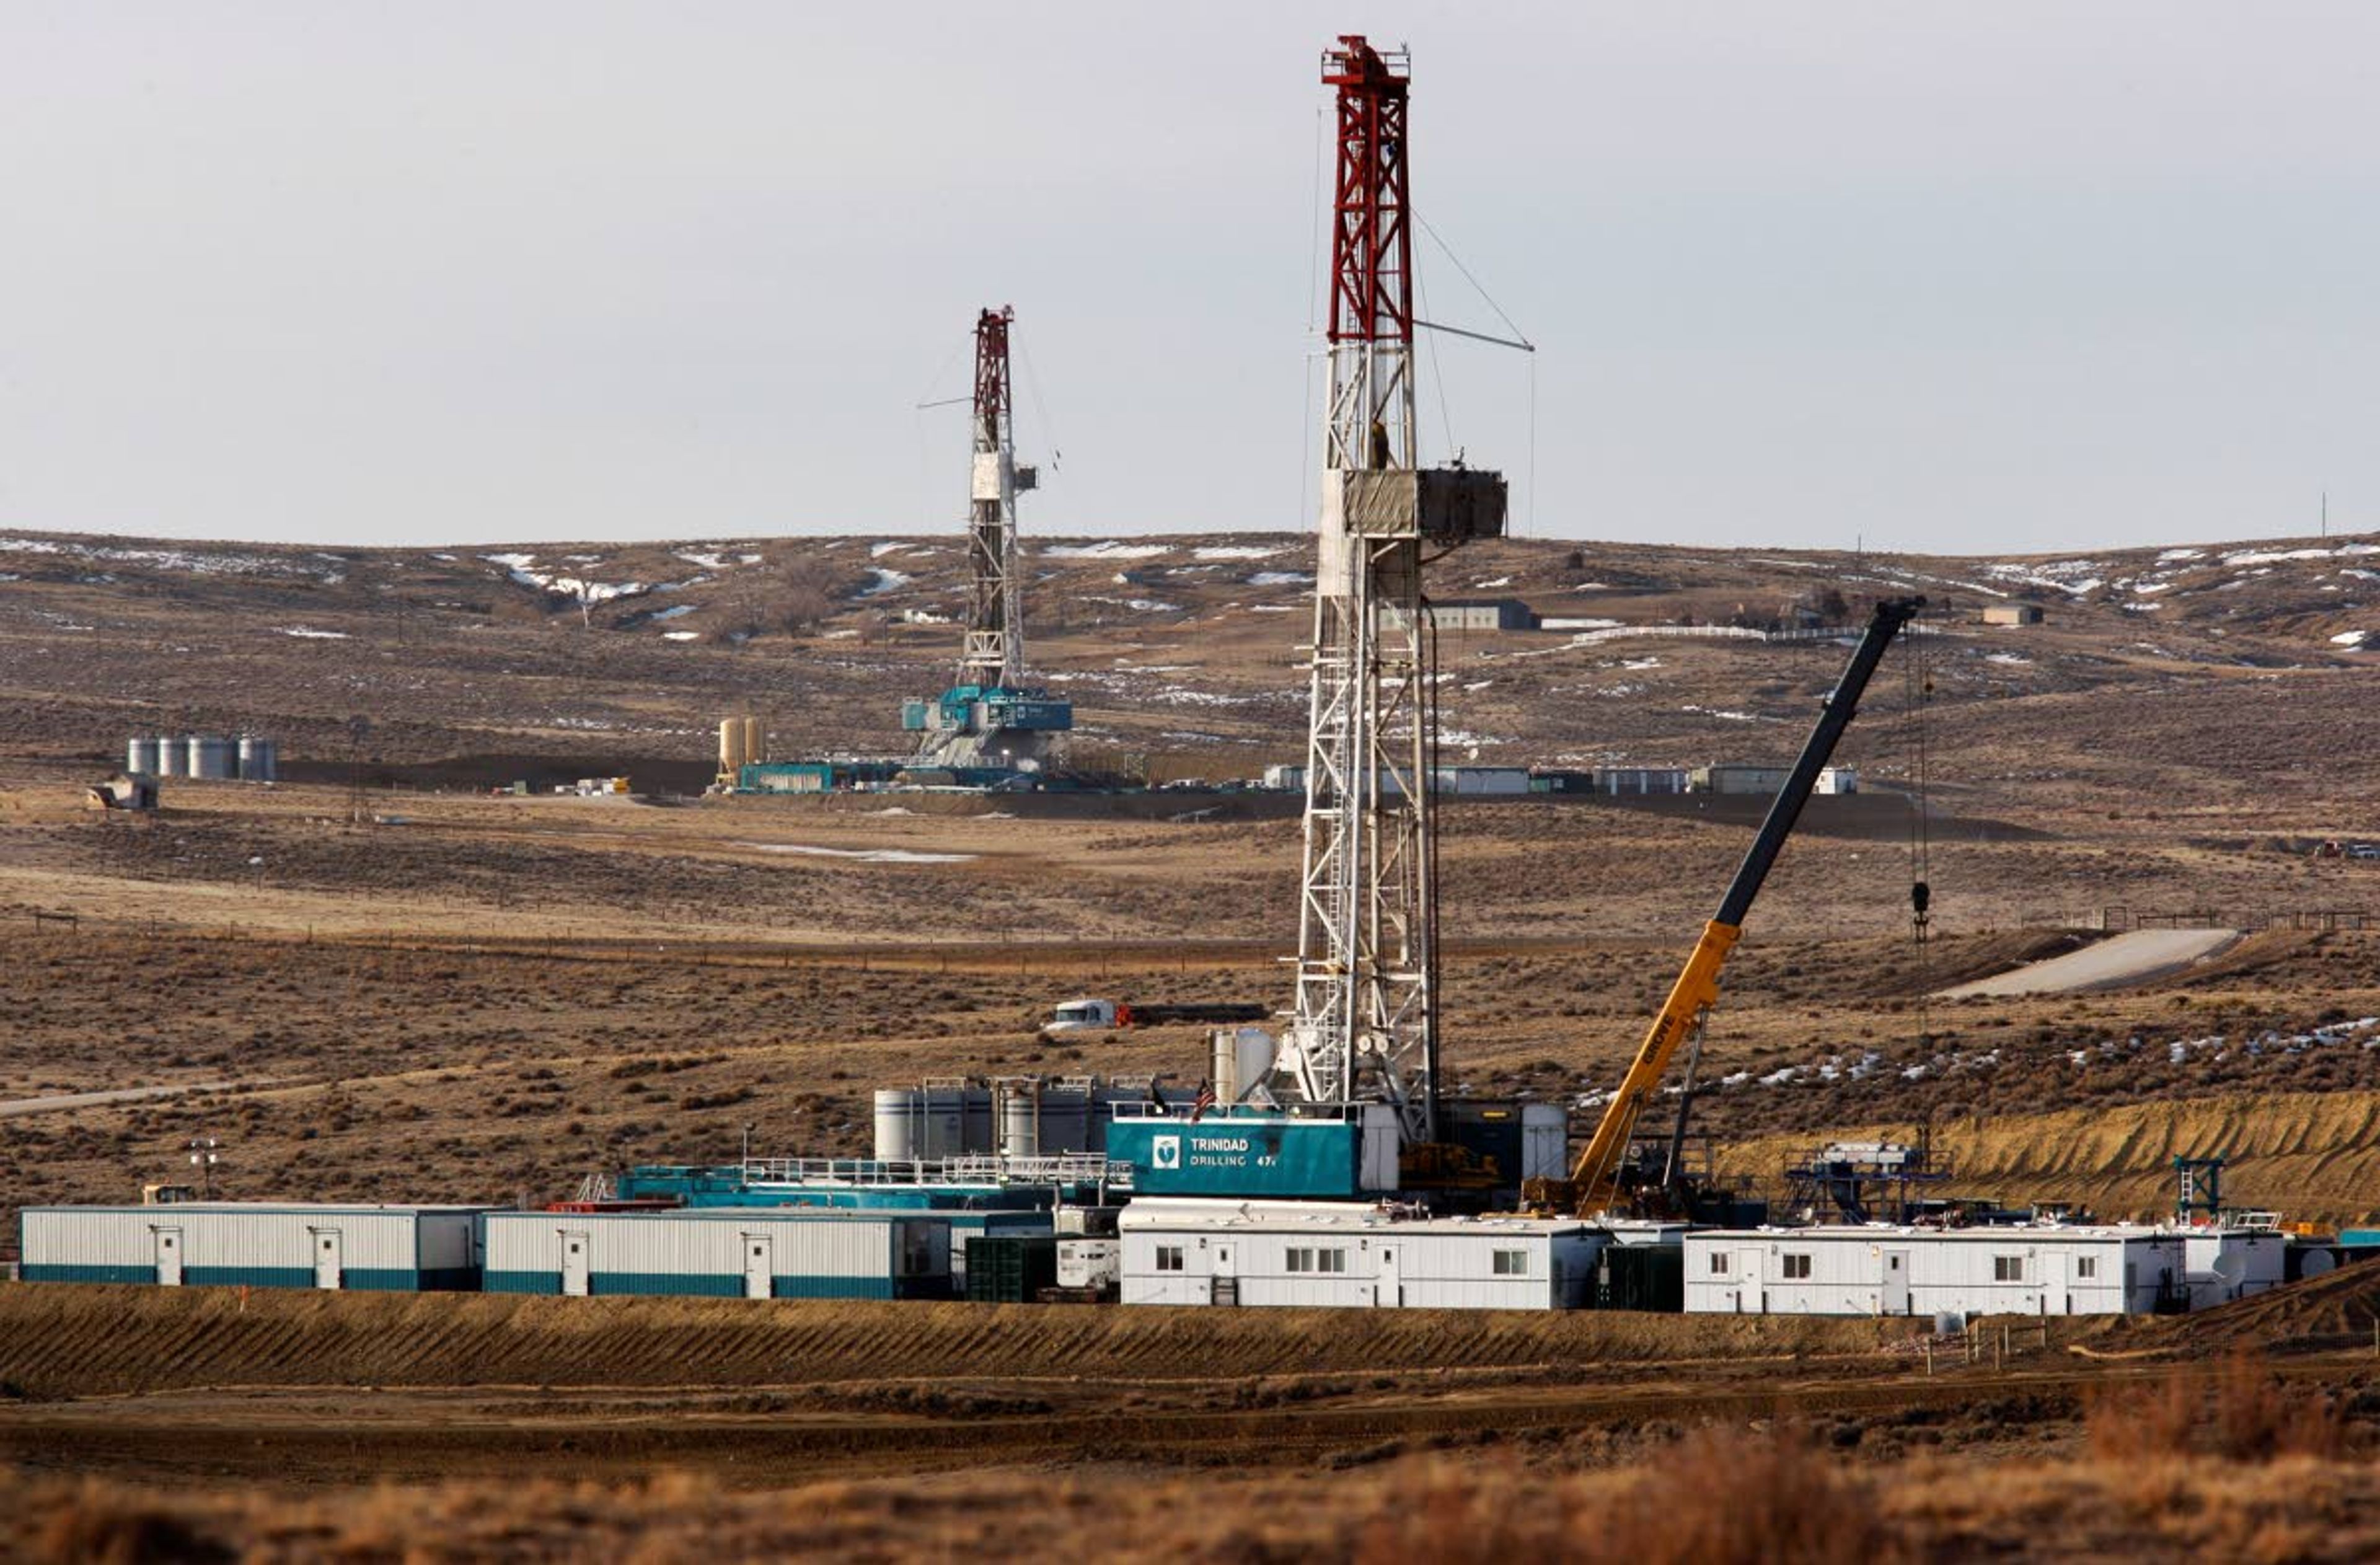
[237,735,278,782]
[126,737,158,775]
[188,736,236,780]
[155,736,184,777]
[873,1090,920,1162]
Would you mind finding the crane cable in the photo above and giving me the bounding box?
[1905,619,1935,1040]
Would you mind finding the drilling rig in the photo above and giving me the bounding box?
[1264,37,1507,1147]
[902,306,1073,772]
[1098,36,1515,1203]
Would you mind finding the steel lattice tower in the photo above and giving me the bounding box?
[961,305,1025,689]
[1269,37,1505,1144]
[907,305,1069,770]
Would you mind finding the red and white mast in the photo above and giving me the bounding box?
[1271,37,1505,1144]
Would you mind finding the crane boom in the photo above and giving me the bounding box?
[1547,596,1924,1214]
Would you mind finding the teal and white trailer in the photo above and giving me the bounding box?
[18,1203,487,1291]
[482,1209,950,1300]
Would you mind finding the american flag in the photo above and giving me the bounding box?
[1189,1079,1217,1122]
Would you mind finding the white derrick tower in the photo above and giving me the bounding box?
[1265,38,1507,1144]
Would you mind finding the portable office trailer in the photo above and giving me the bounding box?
[1119,1199,1605,1310]
[482,1209,950,1300]
[18,1203,485,1291]
[1683,1226,2184,1317]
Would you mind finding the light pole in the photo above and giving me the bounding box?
[186,1137,220,1199]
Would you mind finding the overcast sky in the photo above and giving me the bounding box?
[4,4,2375,553]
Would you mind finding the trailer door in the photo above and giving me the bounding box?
[1375,1243,1403,1309]
[1880,1249,1910,1316]
[561,1231,591,1297]
[743,1235,774,1300]
[153,1227,183,1287]
[312,1229,343,1290]
[1735,1247,1764,1314]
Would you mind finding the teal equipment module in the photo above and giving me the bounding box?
[1106,1114,1389,1198]
[902,684,1073,734]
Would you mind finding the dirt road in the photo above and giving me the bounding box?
[1933,927,2237,998]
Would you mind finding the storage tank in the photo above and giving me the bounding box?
[742,715,763,767]
[126,737,157,775]
[961,1087,995,1156]
[873,1089,920,1162]
[999,1085,1091,1158]
[237,735,277,782]
[718,718,747,777]
[909,1082,971,1160]
[188,735,236,780]
[154,736,183,777]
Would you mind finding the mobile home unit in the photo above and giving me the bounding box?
[1683,1226,2185,1317]
[19,1203,487,1292]
[482,1209,950,1300]
[1119,1199,1606,1310]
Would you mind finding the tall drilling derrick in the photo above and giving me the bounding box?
[905,306,1072,770]
[1267,37,1507,1144]
[961,306,1025,689]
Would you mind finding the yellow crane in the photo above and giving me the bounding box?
[1524,596,1924,1217]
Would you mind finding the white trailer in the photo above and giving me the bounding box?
[1119,1199,1605,1310]
[19,1203,487,1292]
[1683,1226,2186,1318]
[482,1209,950,1300]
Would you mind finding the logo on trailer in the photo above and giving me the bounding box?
[1152,1135,1183,1170]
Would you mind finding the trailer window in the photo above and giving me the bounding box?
[1155,1245,1184,1272]
[1709,1252,1729,1276]
[2075,1256,2097,1280]
[1316,1248,1348,1274]
[1994,1255,2025,1282]
[1285,1247,1313,1273]
[1781,1253,1812,1280]
[1491,1248,1528,1276]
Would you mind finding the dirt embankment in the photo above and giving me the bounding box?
[0,1284,1915,1400]
[1726,1089,2380,1225]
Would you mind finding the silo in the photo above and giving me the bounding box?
[873,1089,920,1162]
[999,1084,1044,1158]
[717,718,746,777]
[154,736,184,778]
[237,735,278,782]
[189,735,236,780]
[742,715,764,766]
[126,737,157,775]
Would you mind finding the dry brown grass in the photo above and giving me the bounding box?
[19,1434,2380,1563]
[2086,1355,2348,1466]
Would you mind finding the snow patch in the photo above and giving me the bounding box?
[276,626,349,640]
[1247,571,1313,588]
[736,840,975,865]
[1042,540,1169,560]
